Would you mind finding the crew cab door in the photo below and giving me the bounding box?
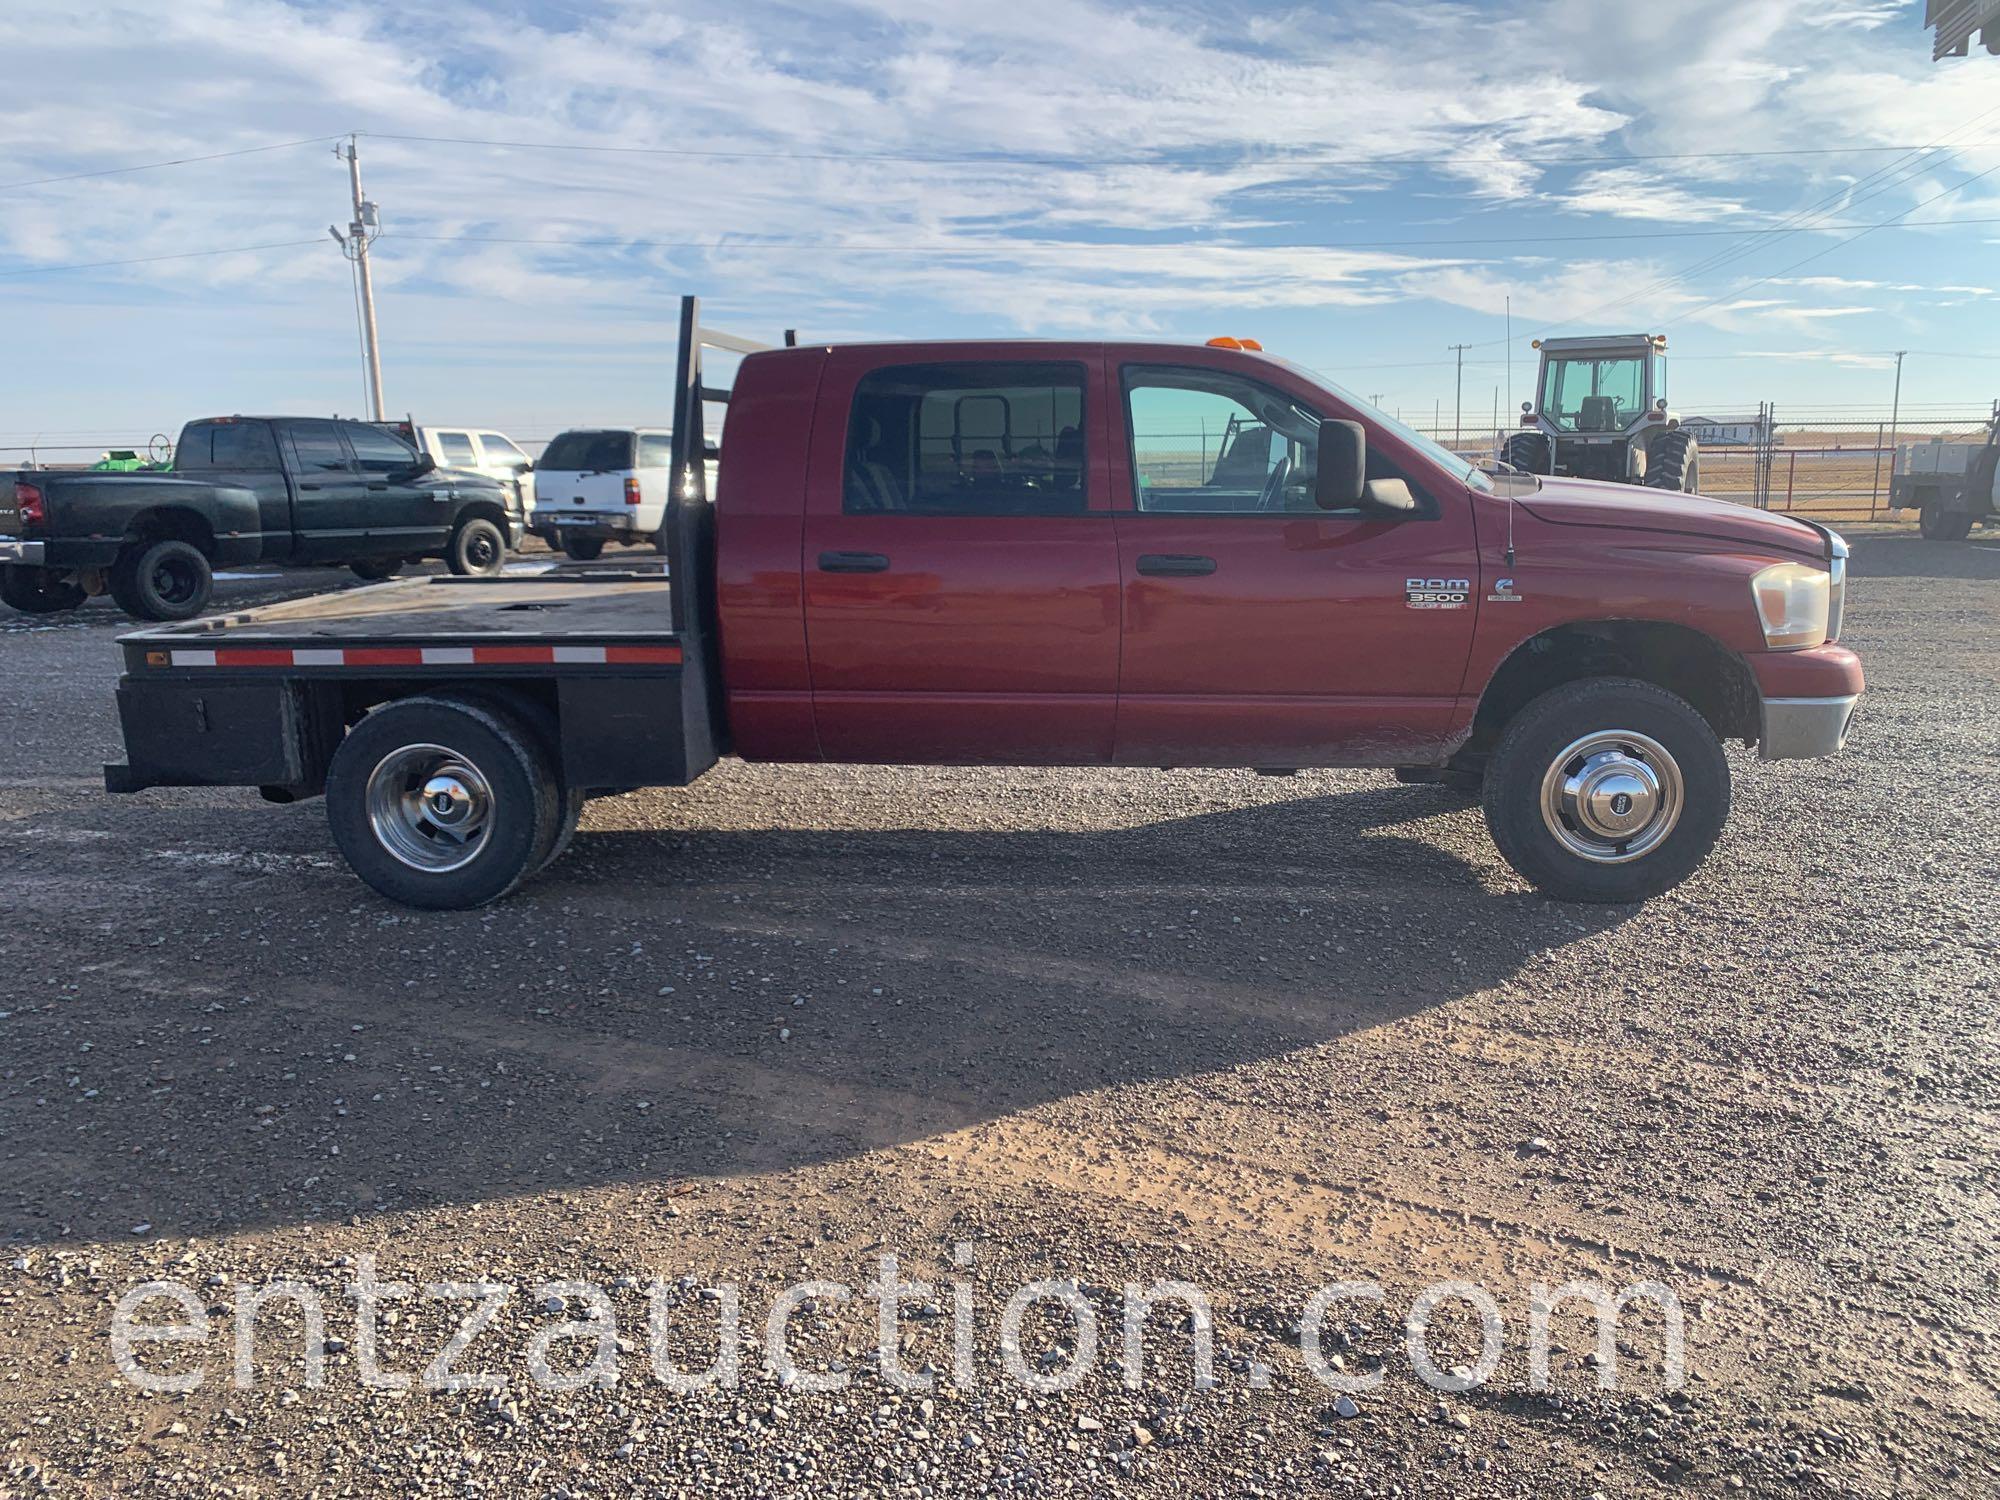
[282,421,370,561]
[1111,361,1480,766]
[345,423,451,555]
[801,351,1120,763]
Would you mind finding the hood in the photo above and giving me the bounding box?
[1519,476,1827,559]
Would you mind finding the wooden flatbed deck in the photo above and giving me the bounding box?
[119,571,676,646]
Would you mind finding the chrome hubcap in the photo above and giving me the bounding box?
[365,744,493,872]
[1539,730,1683,864]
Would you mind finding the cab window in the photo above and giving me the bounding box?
[346,425,422,476]
[845,362,1086,515]
[436,431,479,465]
[1124,367,1321,513]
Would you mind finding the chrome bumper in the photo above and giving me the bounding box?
[1760,694,1859,761]
[0,537,46,565]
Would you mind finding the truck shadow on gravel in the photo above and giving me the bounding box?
[2,783,1636,1244]
[1846,533,2000,581]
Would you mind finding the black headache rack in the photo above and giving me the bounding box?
[104,295,777,801]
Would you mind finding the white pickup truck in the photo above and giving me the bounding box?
[1890,414,1999,541]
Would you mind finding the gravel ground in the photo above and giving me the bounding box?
[0,531,1995,1497]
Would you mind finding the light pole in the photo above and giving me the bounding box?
[331,136,385,421]
[1888,350,1908,460]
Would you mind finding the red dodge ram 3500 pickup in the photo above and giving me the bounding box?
[105,298,1861,909]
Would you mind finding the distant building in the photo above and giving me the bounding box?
[1927,0,2000,58]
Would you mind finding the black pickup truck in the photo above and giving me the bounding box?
[1,416,522,621]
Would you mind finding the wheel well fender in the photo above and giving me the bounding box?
[1471,621,1758,752]
[451,499,508,534]
[123,507,216,556]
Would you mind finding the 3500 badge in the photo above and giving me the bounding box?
[1405,577,1470,610]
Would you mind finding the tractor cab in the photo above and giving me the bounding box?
[1505,333,1700,493]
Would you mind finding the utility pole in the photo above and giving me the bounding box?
[1888,350,1908,460]
[331,136,385,421]
[1448,343,1472,450]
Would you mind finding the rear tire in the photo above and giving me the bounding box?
[1501,431,1554,475]
[109,538,212,621]
[1481,677,1729,904]
[350,558,401,582]
[1920,502,1973,541]
[447,517,507,577]
[0,565,86,615]
[325,695,557,909]
[561,536,605,562]
[1643,429,1700,494]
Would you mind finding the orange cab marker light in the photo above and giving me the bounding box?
[1239,338,1263,351]
[1206,336,1243,350]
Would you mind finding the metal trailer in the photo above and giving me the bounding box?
[1888,409,1999,540]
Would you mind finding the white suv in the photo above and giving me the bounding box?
[531,428,674,561]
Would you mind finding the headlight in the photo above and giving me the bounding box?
[1751,562,1830,649]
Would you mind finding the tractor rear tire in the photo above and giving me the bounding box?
[1502,431,1554,475]
[1644,429,1700,494]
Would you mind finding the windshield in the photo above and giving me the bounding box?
[1540,355,1645,434]
[1281,361,1495,492]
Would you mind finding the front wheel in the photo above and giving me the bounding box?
[350,558,402,582]
[109,538,213,621]
[0,565,87,615]
[447,517,507,576]
[1481,678,1730,903]
[326,695,559,909]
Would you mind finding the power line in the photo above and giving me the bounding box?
[359,128,1999,172]
[0,135,342,192]
[0,240,325,276]
[386,213,2000,257]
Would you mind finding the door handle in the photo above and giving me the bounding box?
[818,551,891,573]
[1136,553,1217,577]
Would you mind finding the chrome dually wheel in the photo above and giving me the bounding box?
[365,744,495,872]
[1537,730,1684,864]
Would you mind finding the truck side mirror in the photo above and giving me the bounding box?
[1317,420,1366,510]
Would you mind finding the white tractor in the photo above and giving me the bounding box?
[1502,333,1701,493]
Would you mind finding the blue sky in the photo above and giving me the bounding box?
[2,0,1997,456]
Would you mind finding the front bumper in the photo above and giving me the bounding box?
[1759,694,1860,761]
[0,537,47,566]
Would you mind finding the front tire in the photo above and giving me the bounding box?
[1481,678,1729,903]
[109,538,213,621]
[351,558,402,582]
[326,695,558,909]
[0,566,86,615]
[447,517,507,576]
[1643,429,1700,494]
[561,536,606,562]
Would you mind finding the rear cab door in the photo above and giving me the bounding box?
[1109,351,1482,766]
[280,420,370,561]
[800,346,1121,763]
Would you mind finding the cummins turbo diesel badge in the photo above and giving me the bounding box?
[1406,577,1469,610]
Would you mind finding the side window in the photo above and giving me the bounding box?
[1125,367,1321,514]
[845,362,1086,516]
[436,430,479,465]
[180,422,279,470]
[637,434,675,470]
[346,425,422,476]
[289,421,356,474]
[477,433,528,468]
